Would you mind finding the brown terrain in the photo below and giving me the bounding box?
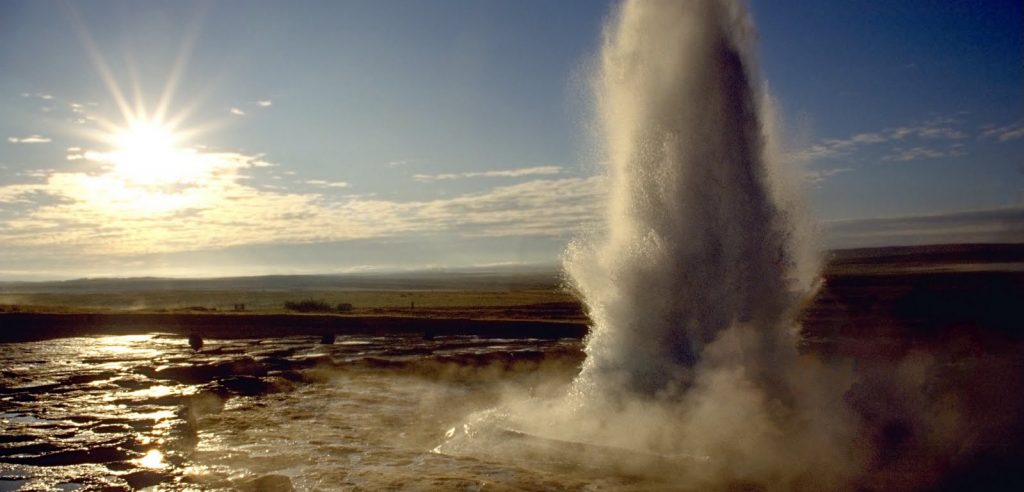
[1,243,1023,490]
[1,243,1021,346]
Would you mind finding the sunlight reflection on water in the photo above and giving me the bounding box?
[95,334,162,356]
[137,449,167,469]
[0,333,592,490]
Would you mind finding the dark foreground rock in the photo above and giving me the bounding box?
[123,470,168,489]
[3,438,140,466]
[0,313,589,343]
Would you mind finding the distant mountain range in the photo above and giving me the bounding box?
[2,243,1021,294]
[0,263,565,293]
[826,242,1024,265]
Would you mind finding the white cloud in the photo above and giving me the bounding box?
[19,93,54,101]
[883,144,965,162]
[333,176,602,238]
[7,135,52,144]
[981,121,1024,142]
[914,126,967,140]
[229,107,246,116]
[0,151,600,258]
[305,179,350,188]
[257,100,273,107]
[789,117,970,162]
[825,206,1024,248]
[413,165,562,182]
[803,167,851,184]
[66,146,85,160]
[0,183,48,204]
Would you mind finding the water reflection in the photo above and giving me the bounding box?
[94,334,162,357]
[137,449,166,469]
[0,333,584,489]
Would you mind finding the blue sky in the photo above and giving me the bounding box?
[0,0,1021,279]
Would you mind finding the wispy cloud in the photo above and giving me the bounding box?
[825,206,1024,248]
[980,120,1024,142]
[0,152,600,258]
[912,126,968,140]
[804,167,852,184]
[790,117,969,162]
[15,92,99,124]
[0,183,48,204]
[305,179,350,188]
[20,93,53,100]
[413,165,562,182]
[335,176,602,238]
[7,135,52,144]
[883,144,966,162]
[0,91,593,266]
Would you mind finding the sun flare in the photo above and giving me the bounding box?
[105,120,195,186]
[137,449,167,469]
[67,111,245,217]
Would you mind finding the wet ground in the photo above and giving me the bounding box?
[3,246,1022,489]
[0,334,586,490]
[2,309,1023,490]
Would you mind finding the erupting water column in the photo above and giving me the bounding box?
[565,0,813,400]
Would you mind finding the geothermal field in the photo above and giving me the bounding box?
[2,0,1022,490]
[2,247,1023,490]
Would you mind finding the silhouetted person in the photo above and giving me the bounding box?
[188,333,204,352]
[321,333,336,345]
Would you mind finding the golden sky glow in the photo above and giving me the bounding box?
[106,121,185,184]
[75,118,235,216]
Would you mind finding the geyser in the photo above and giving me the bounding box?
[565,0,812,401]
[441,1,857,487]
[552,1,857,486]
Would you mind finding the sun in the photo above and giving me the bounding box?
[71,116,235,216]
[105,119,198,186]
[65,25,249,217]
[52,20,254,222]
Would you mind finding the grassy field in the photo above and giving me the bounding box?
[1,243,1021,332]
[0,289,577,315]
